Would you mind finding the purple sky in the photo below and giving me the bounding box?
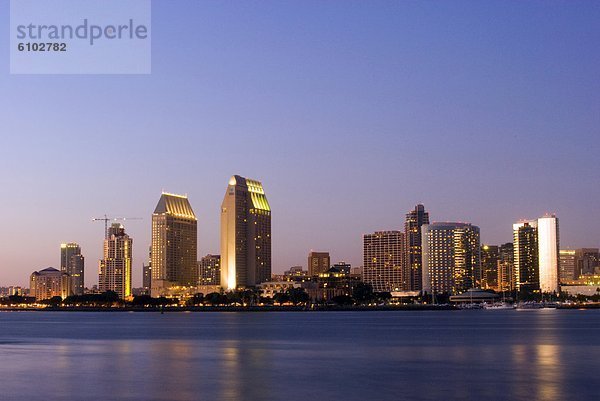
[1,1,599,287]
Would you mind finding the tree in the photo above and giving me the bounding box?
[331,295,353,306]
[273,292,290,306]
[352,282,374,304]
[287,287,309,306]
[187,293,204,306]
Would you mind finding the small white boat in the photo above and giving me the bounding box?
[483,302,515,310]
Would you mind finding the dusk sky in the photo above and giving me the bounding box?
[1,0,598,287]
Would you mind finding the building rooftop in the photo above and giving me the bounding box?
[154,193,196,220]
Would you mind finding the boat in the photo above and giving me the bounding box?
[483,302,515,310]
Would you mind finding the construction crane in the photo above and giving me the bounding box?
[92,215,143,239]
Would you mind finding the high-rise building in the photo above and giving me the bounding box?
[308,252,331,276]
[513,215,560,293]
[575,248,600,277]
[199,254,221,286]
[363,231,404,293]
[151,193,198,296]
[538,215,559,293]
[513,220,539,292]
[142,246,151,295]
[404,204,429,291]
[422,223,481,294]
[481,245,499,290]
[498,242,514,292]
[30,267,71,300]
[559,249,576,282]
[99,223,133,298]
[220,175,271,290]
[60,243,85,295]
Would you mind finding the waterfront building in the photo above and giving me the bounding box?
[404,204,429,291]
[498,242,515,292]
[151,193,198,296]
[142,263,151,295]
[559,249,577,283]
[363,231,404,293]
[575,248,600,277]
[421,222,481,294]
[259,281,301,298]
[60,243,85,295]
[283,266,308,281]
[30,267,71,300]
[220,175,271,290]
[513,215,560,293]
[538,215,560,293]
[308,252,331,276]
[481,245,499,290]
[513,220,539,292]
[99,223,132,298]
[199,254,221,286]
[301,267,360,302]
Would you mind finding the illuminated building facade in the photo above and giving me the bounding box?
[199,254,221,286]
[60,243,85,295]
[513,220,539,292]
[363,231,404,293]
[99,223,132,298]
[481,245,499,290]
[575,248,600,277]
[513,215,560,293]
[538,215,560,293]
[30,267,71,300]
[308,252,330,276]
[421,223,481,294]
[559,249,576,282]
[404,204,429,291]
[151,193,198,296]
[220,175,271,290]
[498,242,514,292]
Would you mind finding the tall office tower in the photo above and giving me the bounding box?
[363,231,404,293]
[60,243,85,295]
[404,204,429,291]
[513,220,539,292]
[575,248,600,277]
[559,250,576,282]
[481,245,499,290]
[151,193,198,296]
[422,223,481,294]
[538,215,560,293]
[498,242,514,292]
[308,252,331,276]
[99,223,133,298]
[30,267,71,300]
[199,254,221,286]
[142,246,151,294]
[220,175,271,290]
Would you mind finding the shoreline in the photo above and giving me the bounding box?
[1,303,599,312]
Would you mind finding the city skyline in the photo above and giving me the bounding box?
[1,1,599,287]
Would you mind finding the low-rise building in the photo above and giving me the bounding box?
[30,267,71,301]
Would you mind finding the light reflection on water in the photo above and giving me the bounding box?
[0,310,598,401]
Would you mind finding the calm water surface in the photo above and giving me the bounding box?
[0,310,598,401]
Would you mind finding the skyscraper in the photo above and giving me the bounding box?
[421,223,481,294]
[404,204,429,291]
[559,249,576,282]
[363,231,404,293]
[498,242,514,292]
[60,243,85,295]
[481,245,499,290]
[513,215,560,294]
[537,215,560,293]
[151,193,198,296]
[99,223,132,298]
[575,248,600,277]
[220,175,271,290]
[199,254,221,286]
[513,220,539,292]
[308,252,331,276]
